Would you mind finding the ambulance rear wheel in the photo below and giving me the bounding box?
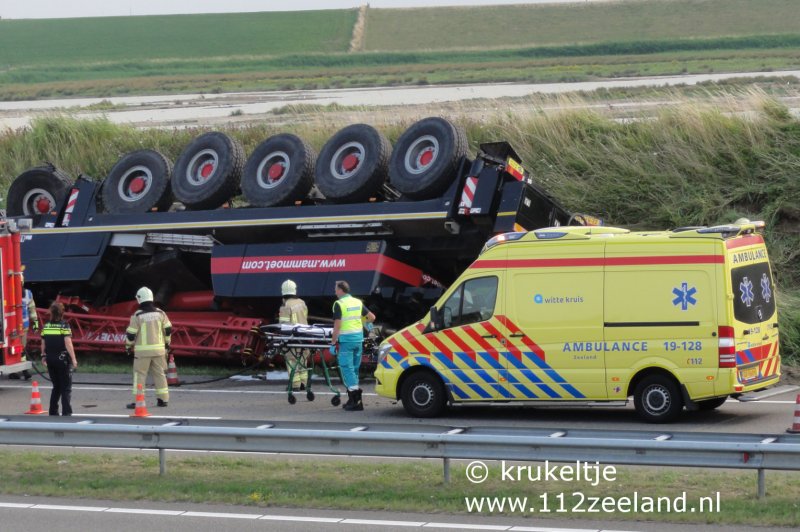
[633,374,683,423]
[697,396,727,411]
[389,117,468,200]
[401,370,446,418]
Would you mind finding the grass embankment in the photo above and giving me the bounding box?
[0,96,798,360]
[364,0,800,51]
[1,0,799,99]
[0,451,798,526]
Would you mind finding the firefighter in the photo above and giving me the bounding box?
[330,280,375,411]
[10,271,38,380]
[278,279,309,390]
[125,287,172,409]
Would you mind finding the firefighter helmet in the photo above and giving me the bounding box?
[135,286,154,304]
[281,279,297,296]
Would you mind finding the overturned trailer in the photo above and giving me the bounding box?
[11,118,597,366]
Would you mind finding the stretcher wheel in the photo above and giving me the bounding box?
[288,394,297,405]
[331,395,341,406]
[306,391,315,401]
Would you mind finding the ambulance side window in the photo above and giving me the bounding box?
[441,276,498,328]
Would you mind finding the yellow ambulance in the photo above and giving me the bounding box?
[374,220,780,422]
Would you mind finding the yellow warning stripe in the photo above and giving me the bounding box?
[30,211,449,235]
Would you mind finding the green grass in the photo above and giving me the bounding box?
[1,2,799,100]
[1,451,799,526]
[1,95,798,362]
[364,0,800,51]
[0,10,357,68]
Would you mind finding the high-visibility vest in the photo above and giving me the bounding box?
[279,297,308,325]
[126,308,172,354]
[333,295,363,335]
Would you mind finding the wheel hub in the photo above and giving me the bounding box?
[419,148,434,166]
[268,163,285,180]
[412,383,433,407]
[342,153,360,172]
[129,177,146,194]
[35,196,51,214]
[200,162,215,179]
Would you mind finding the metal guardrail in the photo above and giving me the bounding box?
[1,417,799,498]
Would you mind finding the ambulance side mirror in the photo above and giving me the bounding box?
[429,306,444,331]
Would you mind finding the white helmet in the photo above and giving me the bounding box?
[136,286,154,304]
[281,279,297,296]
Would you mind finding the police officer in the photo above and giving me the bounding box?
[125,287,172,409]
[10,272,38,380]
[40,302,77,416]
[278,279,309,390]
[331,280,375,411]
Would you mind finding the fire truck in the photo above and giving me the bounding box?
[7,118,598,366]
[0,214,31,376]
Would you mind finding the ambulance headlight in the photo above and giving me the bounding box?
[377,342,392,365]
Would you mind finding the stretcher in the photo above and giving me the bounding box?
[259,323,342,405]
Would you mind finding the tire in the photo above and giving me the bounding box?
[6,164,72,217]
[315,124,391,203]
[101,150,173,214]
[172,132,244,210]
[241,134,315,207]
[633,374,684,423]
[389,117,468,200]
[697,396,728,411]
[400,370,446,418]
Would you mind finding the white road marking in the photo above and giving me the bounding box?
[0,384,373,396]
[182,511,261,519]
[106,508,184,516]
[0,501,639,531]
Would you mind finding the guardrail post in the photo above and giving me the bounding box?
[757,468,765,499]
[159,448,167,476]
[443,458,451,484]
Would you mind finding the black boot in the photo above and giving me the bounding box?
[344,389,364,412]
[342,390,355,410]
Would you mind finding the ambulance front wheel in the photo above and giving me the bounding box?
[633,374,683,423]
[400,370,446,418]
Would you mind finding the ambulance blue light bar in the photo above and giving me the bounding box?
[482,231,526,252]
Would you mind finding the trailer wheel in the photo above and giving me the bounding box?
[241,134,315,207]
[314,124,391,203]
[172,132,244,210]
[101,150,173,214]
[6,165,72,217]
[633,374,683,423]
[389,117,468,200]
[400,370,446,418]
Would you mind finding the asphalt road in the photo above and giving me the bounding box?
[1,372,797,433]
[0,495,790,532]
